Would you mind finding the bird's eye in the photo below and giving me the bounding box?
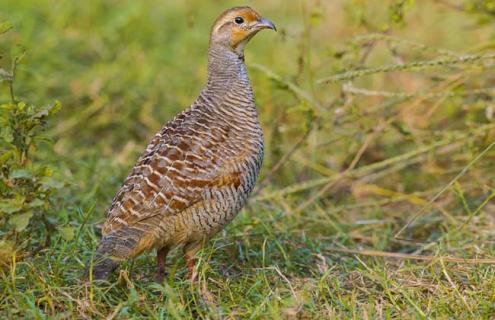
[234,16,244,25]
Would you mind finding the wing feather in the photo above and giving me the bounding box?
[102,107,242,235]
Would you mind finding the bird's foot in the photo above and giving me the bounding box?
[186,258,198,282]
[155,247,169,283]
[155,270,166,283]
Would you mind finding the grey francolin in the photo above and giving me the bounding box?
[87,7,276,281]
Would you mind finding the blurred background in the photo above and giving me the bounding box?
[1,0,495,318]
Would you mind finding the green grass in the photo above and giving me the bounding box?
[1,0,495,318]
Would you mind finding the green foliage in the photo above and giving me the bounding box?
[388,0,414,26]
[0,101,62,233]
[465,0,495,16]
[0,28,63,246]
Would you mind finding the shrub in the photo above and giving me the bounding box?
[0,25,64,252]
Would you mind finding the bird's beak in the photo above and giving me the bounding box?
[255,17,277,32]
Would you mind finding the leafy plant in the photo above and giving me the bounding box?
[388,0,414,26]
[0,26,63,249]
[465,0,495,16]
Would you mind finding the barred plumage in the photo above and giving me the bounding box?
[87,6,276,281]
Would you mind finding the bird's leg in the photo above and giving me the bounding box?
[155,246,169,283]
[183,242,201,282]
[185,255,196,281]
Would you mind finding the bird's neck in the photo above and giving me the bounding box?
[198,45,262,143]
[203,46,252,99]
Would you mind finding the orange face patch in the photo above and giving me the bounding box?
[228,9,260,48]
[237,9,260,23]
[230,28,251,48]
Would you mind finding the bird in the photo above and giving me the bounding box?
[87,6,276,282]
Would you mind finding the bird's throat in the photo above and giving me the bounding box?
[207,47,248,84]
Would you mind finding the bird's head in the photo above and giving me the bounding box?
[210,6,276,56]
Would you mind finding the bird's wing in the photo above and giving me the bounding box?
[102,107,243,235]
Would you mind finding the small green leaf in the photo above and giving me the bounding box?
[33,108,49,119]
[49,101,62,115]
[392,121,413,136]
[44,167,54,177]
[0,198,24,214]
[310,9,324,26]
[9,211,33,232]
[287,103,311,113]
[10,169,32,179]
[12,44,26,64]
[0,22,13,35]
[0,240,15,267]
[29,198,45,208]
[34,101,62,120]
[0,126,13,143]
[58,226,74,241]
[40,176,63,189]
[0,150,13,165]
[0,103,15,111]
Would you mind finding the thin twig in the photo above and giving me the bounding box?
[249,63,324,110]
[253,123,314,197]
[325,247,495,264]
[343,83,495,99]
[250,62,321,196]
[254,123,495,202]
[352,33,460,58]
[318,53,495,84]
[291,121,387,214]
